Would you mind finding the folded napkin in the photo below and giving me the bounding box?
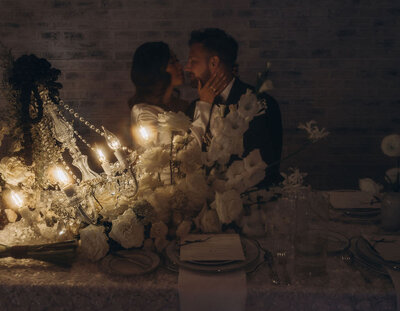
[178,269,246,311]
[178,234,247,311]
[329,191,380,209]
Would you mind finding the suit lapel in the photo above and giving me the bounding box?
[224,79,253,116]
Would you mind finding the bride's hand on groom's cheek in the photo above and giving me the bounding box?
[198,70,229,104]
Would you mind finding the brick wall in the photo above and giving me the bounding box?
[0,0,399,189]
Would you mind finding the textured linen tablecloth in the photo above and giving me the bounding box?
[0,203,397,310]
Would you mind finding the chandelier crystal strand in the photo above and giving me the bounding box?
[58,100,133,154]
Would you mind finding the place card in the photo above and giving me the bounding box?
[179,234,245,262]
[329,191,381,209]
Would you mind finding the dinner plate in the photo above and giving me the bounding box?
[349,238,388,276]
[100,249,160,276]
[323,230,350,255]
[165,237,260,273]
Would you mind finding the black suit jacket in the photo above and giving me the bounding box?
[186,78,283,188]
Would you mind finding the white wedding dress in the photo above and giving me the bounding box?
[131,103,170,149]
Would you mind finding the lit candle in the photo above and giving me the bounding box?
[10,191,23,209]
[53,166,77,197]
[102,126,128,169]
[139,126,149,141]
[96,147,112,175]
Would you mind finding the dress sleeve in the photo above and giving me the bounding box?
[131,105,160,148]
[190,100,212,146]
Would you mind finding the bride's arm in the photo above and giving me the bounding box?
[131,105,160,146]
[190,100,212,146]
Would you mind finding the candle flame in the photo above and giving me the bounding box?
[96,148,106,162]
[54,167,71,187]
[10,191,23,208]
[139,126,149,140]
[102,126,121,150]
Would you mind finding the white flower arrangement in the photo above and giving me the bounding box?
[0,54,333,263]
[381,134,400,157]
[359,134,400,194]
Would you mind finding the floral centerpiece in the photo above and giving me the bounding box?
[0,52,330,263]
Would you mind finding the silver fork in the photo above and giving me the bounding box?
[341,252,372,284]
[264,249,280,285]
[276,249,291,285]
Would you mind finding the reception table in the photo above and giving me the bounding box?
[0,193,397,311]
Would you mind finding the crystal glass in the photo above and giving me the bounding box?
[293,188,329,279]
[381,192,400,231]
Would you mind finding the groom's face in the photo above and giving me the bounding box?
[185,43,213,87]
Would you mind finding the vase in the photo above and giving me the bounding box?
[381,192,400,231]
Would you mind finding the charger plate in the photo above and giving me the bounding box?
[349,238,388,276]
[100,249,160,276]
[323,230,350,255]
[165,237,260,273]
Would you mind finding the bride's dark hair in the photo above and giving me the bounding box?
[129,42,171,109]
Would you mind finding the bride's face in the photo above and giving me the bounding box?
[166,52,184,87]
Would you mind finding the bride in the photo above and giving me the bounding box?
[129,41,187,149]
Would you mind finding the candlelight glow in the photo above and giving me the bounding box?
[139,126,149,140]
[96,148,106,163]
[10,191,23,208]
[102,126,121,150]
[53,166,71,187]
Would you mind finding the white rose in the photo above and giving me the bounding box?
[223,110,249,137]
[176,220,192,239]
[80,225,109,262]
[237,89,263,121]
[243,149,267,188]
[138,173,162,191]
[206,136,231,166]
[214,189,243,224]
[158,111,191,134]
[138,147,170,173]
[359,178,381,195]
[0,157,35,187]
[176,142,202,174]
[385,167,400,185]
[147,186,174,223]
[178,171,210,207]
[4,209,17,222]
[109,209,144,249]
[226,160,247,193]
[381,134,400,157]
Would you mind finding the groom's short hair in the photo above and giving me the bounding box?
[189,28,238,69]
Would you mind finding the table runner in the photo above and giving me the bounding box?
[178,268,246,311]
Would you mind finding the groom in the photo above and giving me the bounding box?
[185,28,283,187]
